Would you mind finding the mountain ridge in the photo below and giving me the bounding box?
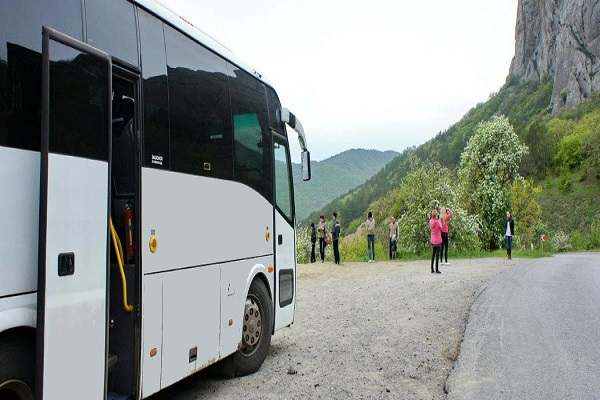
[292,148,398,221]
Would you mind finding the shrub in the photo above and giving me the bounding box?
[554,134,585,171]
[340,233,385,262]
[558,172,573,194]
[552,230,572,252]
[586,221,600,250]
[570,230,584,251]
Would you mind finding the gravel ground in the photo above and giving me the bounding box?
[150,257,519,399]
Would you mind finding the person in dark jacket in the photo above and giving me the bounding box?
[310,222,317,263]
[332,212,341,264]
[505,211,515,260]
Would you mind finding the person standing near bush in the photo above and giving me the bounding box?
[367,211,376,262]
[430,209,443,274]
[310,222,317,263]
[332,212,341,264]
[505,211,514,260]
[440,207,453,265]
[389,216,398,259]
[317,215,327,263]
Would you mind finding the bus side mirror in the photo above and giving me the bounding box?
[301,150,311,181]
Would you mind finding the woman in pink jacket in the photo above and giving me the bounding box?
[430,209,443,274]
[440,207,453,265]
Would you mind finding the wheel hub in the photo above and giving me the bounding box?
[242,297,262,354]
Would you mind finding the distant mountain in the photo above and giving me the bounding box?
[292,149,398,222]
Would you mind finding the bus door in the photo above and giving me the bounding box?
[37,27,112,400]
[273,135,296,330]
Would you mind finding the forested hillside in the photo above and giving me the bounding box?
[292,149,398,221]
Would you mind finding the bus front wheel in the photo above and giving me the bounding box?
[0,335,35,400]
[233,279,273,376]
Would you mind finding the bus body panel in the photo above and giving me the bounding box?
[0,148,39,298]
[161,265,220,389]
[141,257,273,397]
[41,154,109,399]
[140,168,273,274]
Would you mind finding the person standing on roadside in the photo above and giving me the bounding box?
[389,216,399,260]
[367,211,376,262]
[440,207,453,265]
[332,212,341,264]
[430,209,443,274]
[317,215,327,263]
[310,222,317,263]
[505,211,514,260]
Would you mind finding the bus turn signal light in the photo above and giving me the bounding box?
[150,348,157,357]
[268,266,274,273]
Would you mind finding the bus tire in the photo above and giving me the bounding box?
[233,279,273,376]
[0,335,35,400]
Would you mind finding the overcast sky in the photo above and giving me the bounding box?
[163,0,519,162]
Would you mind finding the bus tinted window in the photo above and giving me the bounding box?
[49,42,109,161]
[86,0,139,67]
[0,0,82,151]
[230,66,272,201]
[274,139,293,223]
[165,26,233,179]
[139,9,169,169]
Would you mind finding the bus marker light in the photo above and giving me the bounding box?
[149,236,158,253]
[268,266,274,273]
[150,348,157,357]
[228,319,233,326]
[266,227,270,242]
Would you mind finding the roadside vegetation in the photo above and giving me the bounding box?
[299,78,600,262]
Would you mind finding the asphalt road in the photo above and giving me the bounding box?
[446,252,600,400]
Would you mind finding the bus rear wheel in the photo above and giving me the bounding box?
[0,336,35,400]
[233,279,273,376]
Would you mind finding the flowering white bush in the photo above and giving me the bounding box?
[458,115,528,250]
[295,224,312,263]
[395,160,481,253]
[552,230,572,252]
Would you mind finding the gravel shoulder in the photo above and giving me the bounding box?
[150,257,521,399]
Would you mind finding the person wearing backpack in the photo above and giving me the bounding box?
[332,212,341,264]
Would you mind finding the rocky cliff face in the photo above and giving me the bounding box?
[509,0,600,114]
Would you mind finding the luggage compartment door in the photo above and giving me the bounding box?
[36,27,112,400]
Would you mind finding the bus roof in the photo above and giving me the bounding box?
[133,0,272,87]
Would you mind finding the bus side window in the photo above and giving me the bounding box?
[229,66,272,201]
[138,8,170,169]
[164,25,233,179]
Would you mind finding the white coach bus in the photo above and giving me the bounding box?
[0,1,311,399]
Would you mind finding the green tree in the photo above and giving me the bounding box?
[458,115,529,250]
[521,121,553,178]
[511,177,542,246]
[554,134,585,171]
